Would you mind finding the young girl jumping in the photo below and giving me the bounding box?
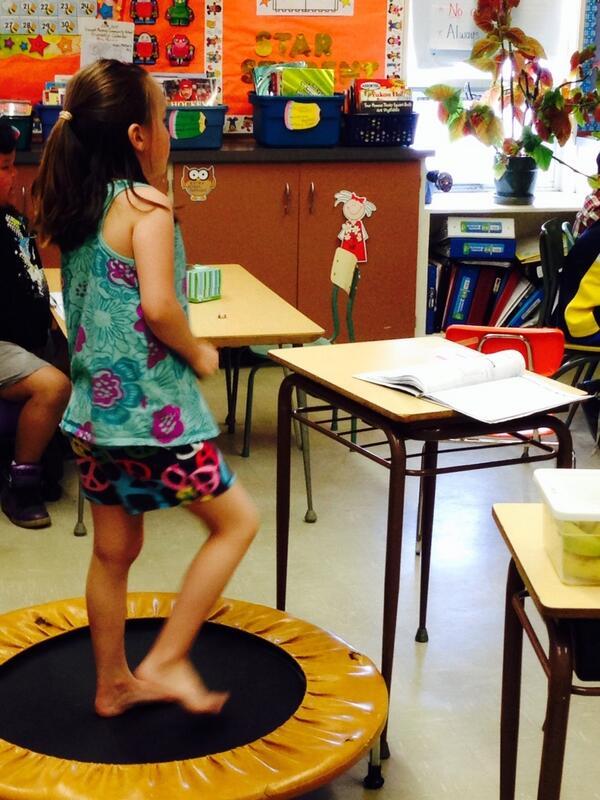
[33,59,259,717]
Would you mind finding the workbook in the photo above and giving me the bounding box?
[355,346,586,424]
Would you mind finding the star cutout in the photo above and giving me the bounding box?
[340,0,351,5]
[3,38,14,49]
[28,34,50,55]
[260,0,269,5]
[56,36,73,54]
[20,41,28,51]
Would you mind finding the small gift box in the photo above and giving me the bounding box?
[186,265,221,303]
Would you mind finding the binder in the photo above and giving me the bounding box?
[445,264,480,326]
[446,216,516,238]
[449,237,517,260]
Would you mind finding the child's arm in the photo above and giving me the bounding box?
[133,189,218,377]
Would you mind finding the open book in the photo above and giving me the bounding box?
[355,346,586,424]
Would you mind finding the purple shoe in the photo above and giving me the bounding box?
[1,463,51,529]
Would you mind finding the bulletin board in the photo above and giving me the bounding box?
[0,0,407,131]
[581,0,600,133]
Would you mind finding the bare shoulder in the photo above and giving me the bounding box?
[113,184,173,219]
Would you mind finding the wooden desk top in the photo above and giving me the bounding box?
[493,503,600,618]
[45,265,324,348]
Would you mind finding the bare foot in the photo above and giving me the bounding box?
[95,675,177,718]
[135,659,229,715]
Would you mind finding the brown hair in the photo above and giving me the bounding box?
[33,59,155,252]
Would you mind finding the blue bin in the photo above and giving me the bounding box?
[166,105,227,150]
[249,92,344,147]
[35,104,61,142]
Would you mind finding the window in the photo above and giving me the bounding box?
[406,0,585,191]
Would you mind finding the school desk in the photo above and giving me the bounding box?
[45,265,325,433]
[493,503,600,800]
[269,337,581,753]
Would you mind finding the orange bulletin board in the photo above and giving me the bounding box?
[0,1,406,126]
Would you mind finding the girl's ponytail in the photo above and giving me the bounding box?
[32,59,151,252]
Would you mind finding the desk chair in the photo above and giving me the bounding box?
[0,398,86,537]
[241,247,360,458]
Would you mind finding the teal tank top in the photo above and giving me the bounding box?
[60,180,219,447]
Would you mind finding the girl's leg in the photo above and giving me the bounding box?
[88,504,177,716]
[136,481,259,713]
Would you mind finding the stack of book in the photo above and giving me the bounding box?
[427,216,543,333]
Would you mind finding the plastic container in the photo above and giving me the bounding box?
[534,469,600,585]
[166,105,228,150]
[0,100,33,151]
[342,111,418,147]
[249,92,344,148]
[35,104,62,142]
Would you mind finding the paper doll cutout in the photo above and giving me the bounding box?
[334,189,376,263]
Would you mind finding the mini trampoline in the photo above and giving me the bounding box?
[0,593,388,799]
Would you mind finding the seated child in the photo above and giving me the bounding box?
[0,117,70,528]
[573,152,600,238]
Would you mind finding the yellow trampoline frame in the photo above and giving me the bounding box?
[0,592,388,800]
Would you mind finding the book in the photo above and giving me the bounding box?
[446,216,515,238]
[494,277,534,326]
[445,263,480,325]
[449,237,517,260]
[426,262,438,335]
[354,342,586,424]
[504,286,544,327]
[466,267,500,325]
[487,270,522,326]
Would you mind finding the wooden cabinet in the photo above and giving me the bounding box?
[173,158,421,341]
[14,164,61,268]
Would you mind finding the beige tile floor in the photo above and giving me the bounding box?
[1,367,599,800]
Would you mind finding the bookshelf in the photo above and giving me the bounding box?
[415,189,586,335]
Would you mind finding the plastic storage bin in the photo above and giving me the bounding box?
[534,469,600,585]
[166,105,227,150]
[249,92,344,147]
[35,104,62,142]
[342,111,418,147]
[0,100,33,151]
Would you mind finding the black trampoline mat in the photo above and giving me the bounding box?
[0,618,307,764]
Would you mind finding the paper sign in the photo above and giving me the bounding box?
[284,101,321,130]
[429,1,479,51]
[80,19,134,67]
[257,0,355,15]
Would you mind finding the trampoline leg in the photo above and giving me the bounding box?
[363,740,385,789]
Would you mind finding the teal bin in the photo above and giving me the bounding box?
[249,92,344,147]
[166,105,228,150]
[0,100,33,151]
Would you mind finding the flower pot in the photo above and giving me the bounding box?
[493,156,538,206]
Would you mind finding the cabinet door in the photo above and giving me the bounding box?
[15,165,62,269]
[173,162,300,306]
[297,161,421,341]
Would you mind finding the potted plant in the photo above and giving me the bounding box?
[425,0,600,204]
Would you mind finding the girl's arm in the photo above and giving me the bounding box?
[133,192,218,377]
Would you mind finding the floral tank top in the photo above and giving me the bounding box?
[60,180,219,447]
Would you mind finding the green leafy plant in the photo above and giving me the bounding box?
[425,0,600,187]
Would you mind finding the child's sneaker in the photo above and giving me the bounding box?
[1,463,51,528]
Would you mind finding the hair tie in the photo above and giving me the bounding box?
[59,110,73,122]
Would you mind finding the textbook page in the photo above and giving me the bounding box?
[429,373,585,424]
[356,348,524,395]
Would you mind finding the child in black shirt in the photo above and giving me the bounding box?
[0,117,70,528]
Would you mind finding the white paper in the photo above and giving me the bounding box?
[49,291,64,321]
[257,0,354,15]
[80,19,134,67]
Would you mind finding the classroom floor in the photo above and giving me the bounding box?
[0,366,599,800]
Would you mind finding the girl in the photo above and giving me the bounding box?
[33,60,259,717]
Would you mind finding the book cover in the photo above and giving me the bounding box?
[433,259,452,332]
[488,270,522,326]
[505,286,544,327]
[446,264,480,326]
[440,264,458,330]
[466,267,500,326]
[449,237,517,260]
[446,216,516,238]
[426,262,438,335]
[495,279,534,326]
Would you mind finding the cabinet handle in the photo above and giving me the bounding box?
[308,181,315,214]
[283,182,291,214]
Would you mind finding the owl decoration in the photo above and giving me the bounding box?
[181,166,216,202]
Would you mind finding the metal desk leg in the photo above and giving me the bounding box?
[377,430,408,759]
[500,559,525,800]
[224,347,241,435]
[276,375,295,611]
[296,386,317,523]
[415,441,438,643]
[537,619,573,800]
